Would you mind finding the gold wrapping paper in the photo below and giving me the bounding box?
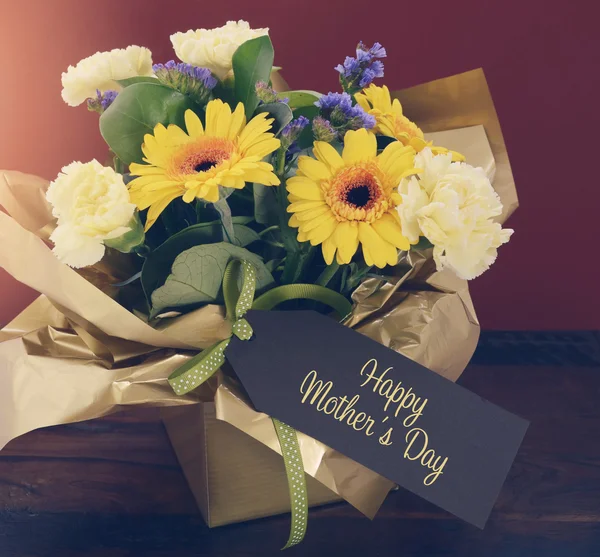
[162,403,345,527]
[396,68,518,223]
[0,68,516,520]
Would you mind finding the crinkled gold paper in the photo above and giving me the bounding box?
[0,68,516,518]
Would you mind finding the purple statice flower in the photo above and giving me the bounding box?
[315,92,375,139]
[153,61,217,104]
[312,116,338,143]
[87,89,118,114]
[101,90,118,110]
[255,81,288,105]
[280,116,309,150]
[335,41,386,93]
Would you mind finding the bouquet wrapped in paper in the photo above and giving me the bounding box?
[0,20,519,548]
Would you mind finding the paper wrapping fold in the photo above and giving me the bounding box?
[0,68,516,522]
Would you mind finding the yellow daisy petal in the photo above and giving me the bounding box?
[358,222,398,268]
[242,167,280,186]
[238,113,275,151]
[295,205,331,222]
[244,137,281,159]
[313,141,344,173]
[297,156,332,181]
[185,110,204,137]
[322,235,337,264]
[377,141,415,177]
[227,103,246,140]
[371,212,411,250]
[287,200,326,213]
[144,191,182,231]
[333,221,359,264]
[342,128,377,164]
[286,180,324,201]
[130,185,182,209]
[297,210,333,233]
[205,99,232,137]
[307,216,337,245]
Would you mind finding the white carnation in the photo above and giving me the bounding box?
[398,148,513,280]
[46,160,136,268]
[171,20,269,80]
[61,46,153,106]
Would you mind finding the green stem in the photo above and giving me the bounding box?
[316,262,340,288]
[262,239,285,249]
[258,225,280,237]
[276,147,286,177]
[281,251,302,284]
[213,199,237,245]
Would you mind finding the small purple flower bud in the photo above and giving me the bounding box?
[255,81,288,105]
[280,116,309,150]
[153,61,217,104]
[315,92,375,136]
[86,89,118,114]
[312,116,338,143]
[335,41,386,93]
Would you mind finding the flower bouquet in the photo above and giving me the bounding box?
[0,20,520,548]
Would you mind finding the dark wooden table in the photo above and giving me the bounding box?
[1,332,599,556]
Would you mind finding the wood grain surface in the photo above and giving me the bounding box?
[1,335,599,556]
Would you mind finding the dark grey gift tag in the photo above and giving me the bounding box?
[226,310,528,528]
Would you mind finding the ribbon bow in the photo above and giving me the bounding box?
[168,259,352,549]
[169,259,257,396]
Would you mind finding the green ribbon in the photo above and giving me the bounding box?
[167,260,353,549]
[168,259,257,396]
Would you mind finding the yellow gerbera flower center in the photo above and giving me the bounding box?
[172,137,235,176]
[325,163,390,223]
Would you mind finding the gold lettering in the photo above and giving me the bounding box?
[300,370,376,438]
[323,397,339,415]
[379,426,394,446]
[379,378,394,398]
[359,359,389,391]
[300,370,333,407]
[403,396,428,427]
[424,455,448,486]
[404,428,448,485]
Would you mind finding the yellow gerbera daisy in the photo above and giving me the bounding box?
[356,84,464,162]
[128,99,281,230]
[286,128,417,268]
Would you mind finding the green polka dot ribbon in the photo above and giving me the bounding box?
[168,259,257,396]
[273,418,308,549]
[167,259,353,549]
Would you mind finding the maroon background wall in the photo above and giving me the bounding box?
[0,0,597,329]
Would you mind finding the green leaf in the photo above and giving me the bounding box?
[99,83,199,165]
[150,243,273,317]
[116,76,159,88]
[282,90,322,109]
[290,105,320,149]
[253,183,280,225]
[254,102,293,136]
[141,220,260,302]
[265,258,285,273]
[232,36,274,118]
[104,214,145,253]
